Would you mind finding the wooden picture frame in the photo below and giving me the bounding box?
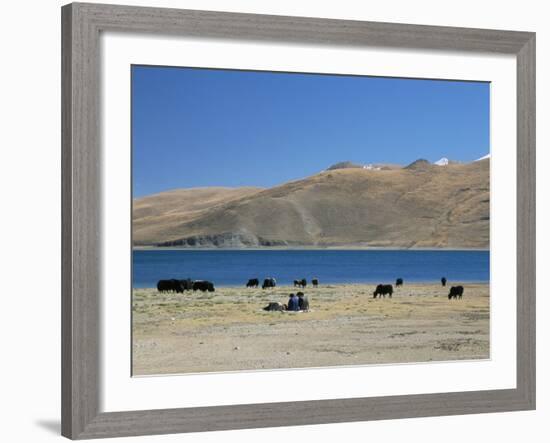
[61,2,535,439]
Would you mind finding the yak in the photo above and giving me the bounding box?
[448,286,464,300]
[176,279,193,293]
[373,284,393,299]
[157,279,177,293]
[246,278,259,288]
[293,278,307,288]
[192,280,215,292]
[157,279,193,293]
[262,278,276,289]
[396,278,403,287]
[312,278,319,287]
[441,277,447,287]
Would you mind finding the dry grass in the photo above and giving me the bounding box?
[133,187,263,244]
[132,282,490,375]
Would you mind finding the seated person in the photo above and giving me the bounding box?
[287,293,300,311]
[297,292,309,311]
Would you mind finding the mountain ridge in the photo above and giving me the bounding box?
[133,159,490,249]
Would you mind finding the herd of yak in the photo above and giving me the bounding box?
[245,277,319,289]
[156,276,465,300]
[157,278,214,293]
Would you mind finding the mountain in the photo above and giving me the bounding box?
[133,187,264,246]
[404,158,432,170]
[327,161,402,171]
[133,159,490,249]
[434,157,463,166]
[326,161,364,170]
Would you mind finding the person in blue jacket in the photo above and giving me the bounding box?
[287,293,300,311]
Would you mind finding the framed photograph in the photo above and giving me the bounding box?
[61,2,535,439]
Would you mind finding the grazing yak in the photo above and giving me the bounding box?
[396,278,403,287]
[157,279,193,293]
[262,278,276,289]
[177,279,193,292]
[246,278,259,288]
[373,284,393,299]
[263,302,286,312]
[312,278,319,287]
[192,280,215,292]
[294,278,307,288]
[157,279,177,293]
[448,286,464,300]
[441,277,447,287]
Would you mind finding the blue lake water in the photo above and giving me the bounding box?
[132,249,489,288]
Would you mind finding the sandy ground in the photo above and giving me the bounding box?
[132,283,489,375]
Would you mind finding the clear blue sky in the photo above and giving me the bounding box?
[132,65,489,197]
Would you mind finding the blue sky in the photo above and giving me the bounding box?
[132,65,489,197]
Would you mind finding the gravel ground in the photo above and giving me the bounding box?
[132,283,489,375]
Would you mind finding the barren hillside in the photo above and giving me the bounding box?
[133,160,489,249]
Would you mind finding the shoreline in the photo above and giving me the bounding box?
[133,246,490,252]
[134,281,489,290]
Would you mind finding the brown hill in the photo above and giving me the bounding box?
[405,158,432,170]
[326,161,364,170]
[133,187,264,246]
[133,160,489,249]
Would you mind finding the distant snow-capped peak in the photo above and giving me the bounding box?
[434,157,449,166]
[475,153,490,161]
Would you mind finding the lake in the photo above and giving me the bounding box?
[132,249,489,288]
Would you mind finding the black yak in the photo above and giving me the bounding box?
[192,280,215,292]
[157,279,177,293]
[373,284,393,299]
[262,278,276,289]
[448,286,464,300]
[176,279,193,292]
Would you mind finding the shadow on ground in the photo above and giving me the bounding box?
[36,420,60,435]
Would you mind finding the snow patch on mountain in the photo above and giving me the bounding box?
[475,154,490,161]
[434,157,449,166]
[363,164,381,170]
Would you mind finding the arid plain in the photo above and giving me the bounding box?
[132,282,489,375]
